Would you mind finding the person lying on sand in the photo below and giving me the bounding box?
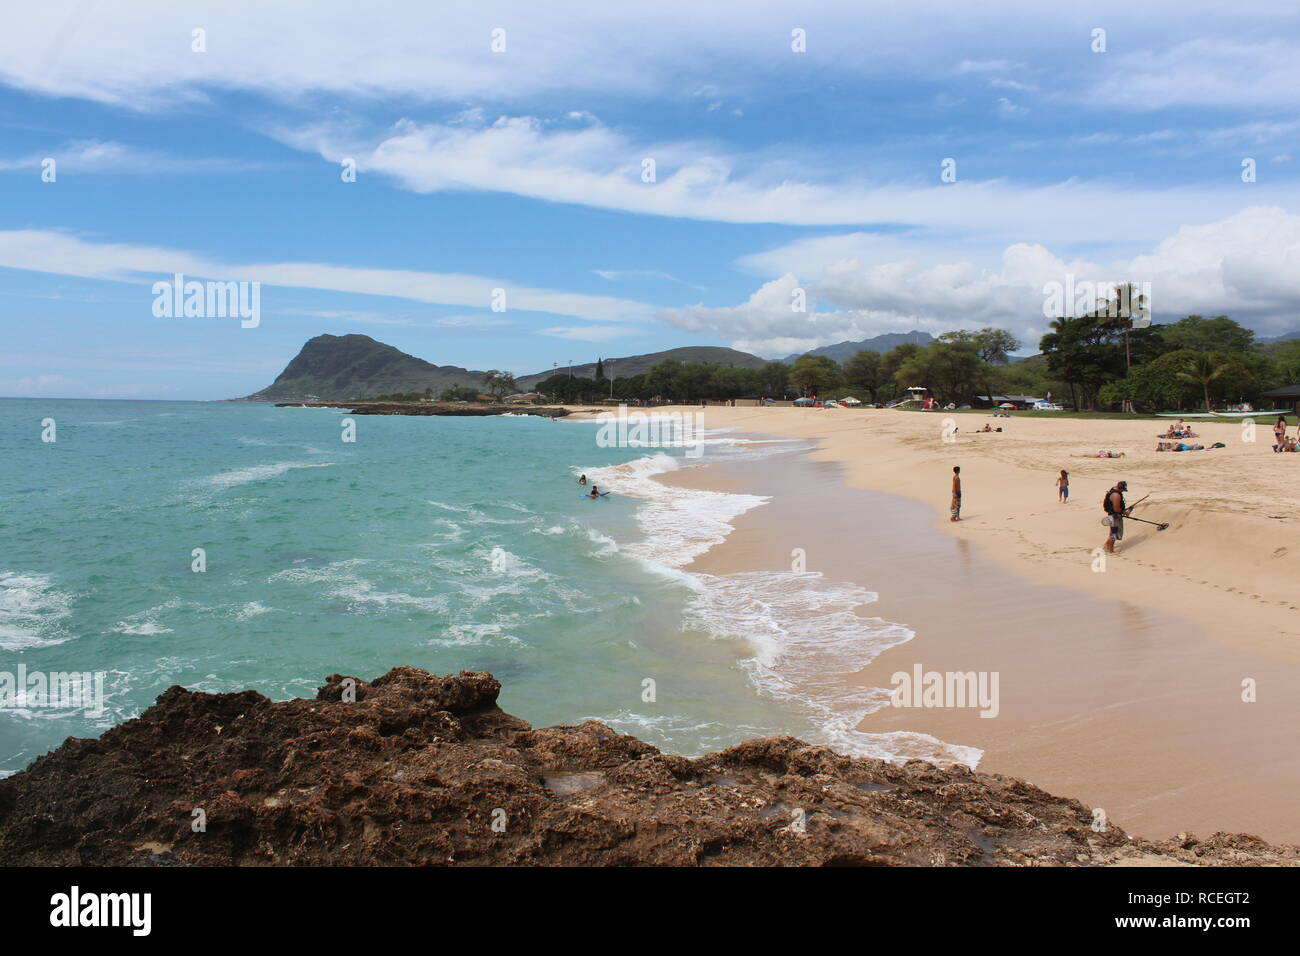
[1075,450,1126,458]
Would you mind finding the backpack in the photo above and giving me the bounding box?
[1102,488,1121,514]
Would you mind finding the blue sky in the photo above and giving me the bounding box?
[2,1,1299,399]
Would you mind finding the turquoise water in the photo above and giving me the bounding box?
[1,398,825,773]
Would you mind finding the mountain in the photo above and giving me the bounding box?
[242,334,488,401]
[1258,329,1300,345]
[515,346,768,389]
[779,331,934,364]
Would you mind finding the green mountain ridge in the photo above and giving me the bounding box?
[241,334,490,401]
[514,346,769,390]
[778,331,934,364]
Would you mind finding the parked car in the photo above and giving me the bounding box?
[1032,401,1064,411]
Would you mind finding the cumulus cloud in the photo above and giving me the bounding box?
[661,207,1300,355]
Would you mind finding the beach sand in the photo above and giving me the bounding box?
[574,405,1300,842]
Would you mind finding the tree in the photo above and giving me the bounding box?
[842,350,883,401]
[1039,315,1128,410]
[894,341,991,406]
[1100,350,1198,411]
[938,328,1020,365]
[878,343,923,402]
[438,385,480,402]
[789,354,843,396]
[758,361,791,399]
[482,370,518,400]
[1176,351,1237,412]
[1162,315,1255,354]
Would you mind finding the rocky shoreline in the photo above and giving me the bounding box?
[274,401,570,417]
[1,668,1293,866]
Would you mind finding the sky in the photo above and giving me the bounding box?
[2,1,1299,400]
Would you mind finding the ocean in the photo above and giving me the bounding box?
[0,398,967,776]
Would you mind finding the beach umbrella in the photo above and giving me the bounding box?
[998,403,1016,409]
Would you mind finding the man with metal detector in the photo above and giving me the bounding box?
[1102,480,1130,554]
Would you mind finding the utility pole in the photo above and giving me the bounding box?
[608,359,615,400]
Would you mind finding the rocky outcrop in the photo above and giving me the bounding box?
[1,668,1294,866]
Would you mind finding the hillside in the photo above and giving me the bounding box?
[241,334,488,401]
[779,331,934,364]
[515,346,768,389]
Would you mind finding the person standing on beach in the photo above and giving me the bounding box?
[1057,469,1069,503]
[950,466,961,522]
[1103,480,1130,554]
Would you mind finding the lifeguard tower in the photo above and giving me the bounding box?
[891,386,929,409]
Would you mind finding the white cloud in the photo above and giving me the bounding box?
[661,206,1300,354]
[0,230,653,323]
[0,140,260,174]
[276,112,1300,240]
[540,325,635,342]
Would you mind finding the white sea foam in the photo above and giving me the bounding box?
[0,571,73,650]
[204,460,334,489]
[270,562,447,613]
[579,442,982,768]
[233,601,274,621]
[583,452,768,569]
[684,570,981,768]
[111,619,173,636]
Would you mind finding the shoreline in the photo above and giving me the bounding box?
[569,404,1299,660]
[626,412,1300,843]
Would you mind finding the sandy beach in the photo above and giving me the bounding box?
[575,404,1300,843]
[636,405,1300,657]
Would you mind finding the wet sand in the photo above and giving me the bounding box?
[662,444,1300,844]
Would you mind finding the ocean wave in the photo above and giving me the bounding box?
[584,452,768,569]
[579,438,980,769]
[0,571,73,650]
[203,460,335,489]
[270,562,447,614]
[684,569,979,767]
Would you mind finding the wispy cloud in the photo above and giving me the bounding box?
[275,112,1300,240]
[0,230,655,323]
[0,139,264,174]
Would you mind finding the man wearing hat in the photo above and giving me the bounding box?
[1102,480,1131,554]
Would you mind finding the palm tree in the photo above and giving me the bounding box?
[1177,352,1228,412]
